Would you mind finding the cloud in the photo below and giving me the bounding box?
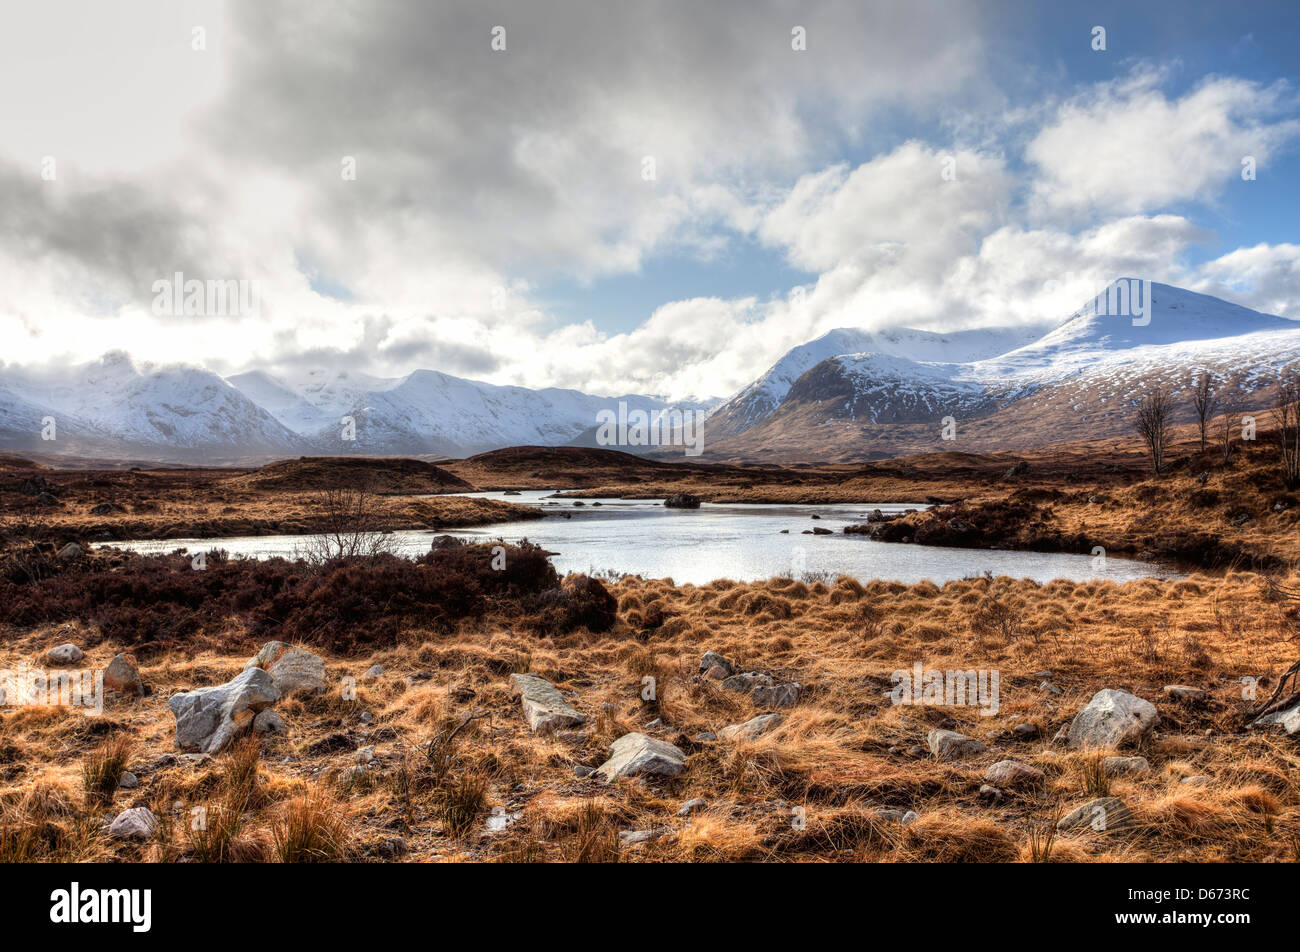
[1027,72,1300,219]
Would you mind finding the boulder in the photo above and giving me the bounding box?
[104,653,145,696]
[108,807,157,841]
[927,729,987,761]
[595,732,687,782]
[245,641,327,695]
[45,643,84,666]
[168,667,281,754]
[983,760,1045,787]
[56,542,82,560]
[664,493,701,509]
[1056,797,1133,833]
[508,673,586,734]
[718,713,783,742]
[1067,689,1158,750]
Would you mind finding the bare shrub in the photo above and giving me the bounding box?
[1134,388,1174,475]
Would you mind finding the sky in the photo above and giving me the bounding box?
[0,0,1297,402]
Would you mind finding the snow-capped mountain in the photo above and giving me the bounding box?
[1,353,311,459]
[707,324,1043,440]
[702,281,1300,462]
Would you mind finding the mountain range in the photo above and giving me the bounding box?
[2,280,1297,464]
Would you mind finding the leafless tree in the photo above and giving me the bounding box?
[1191,372,1218,452]
[298,483,394,562]
[1273,370,1300,490]
[1134,387,1174,475]
[1217,400,1237,465]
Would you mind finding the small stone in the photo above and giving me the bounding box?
[104,653,145,696]
[693,731,717,742]
[927,729,987,761]
[337,765,368,786]
[720,671,799,708]
[378,837,407,859]
[699,651,734,678]
[45,643,84,666]
[1040,680,1062,695]
[354,745,375,764]
[718,713,783,742]
[978,784,1002,801]
[118,771,139,790]
[984,760,1045,787]
[704,664,730,680]
[1102,755,1151,777]
[573,764,595,778]
[1033,670,1053,679]
[1162,685,1205,702]
[1012,722,1040,740]
[1180,775,1212,787]
[875,808,918,825]
[678,798,707,816]
[644,718,664,730]
[253,709,286,735]
[619,829,662,846]
[1057,797,1133,833]
[56,542,82,560]
[363,664,384,680]
[108,807,156,841]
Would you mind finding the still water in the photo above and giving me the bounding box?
[103,490,1181,586]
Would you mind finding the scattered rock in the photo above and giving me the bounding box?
[678,798,707,816]
[595,732,687,782]
[699,651,734,678]
[718,713,783,742]
[337,765,368,786]
[1040,680,1062,695]
[118,771,139,790]
[509,673,586,734]
[1056,797,1133,833]
[1102,755,1152,777]
[168,667,280,754]
[984,760,1045,787]
[45,643,84,666]
[253,709,286,735]
[1012,722,1040,740]
[1250,701,1300,736]
[56,542,82,560]
[664,493,701,509]
[104,653,145,696]
[245,641,327,695]
[875,808,918,825]
[108,807,156,841]
[927,729,987,761]
[693,731,716,742]
[1162,685,1205,702]
[978,784,1002,801]
[573,764,595,779]
[720,671,799,708]
[1068,689,1158,750]
[354,744,375,764]
[619,829,665,846]
[644,718,664,730]
[363,664,384,680]
[1180,775,1212,787]
[378,837,407,859]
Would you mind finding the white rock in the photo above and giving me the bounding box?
[245,641,327,695]
[718,713,783,742]
[595,732,687,782]
[168,667,280,754]
[108,807,156,841]
[983,760,1045,787]
[1068,689,1158,750]
[508,673,585,734]
[1056,797,1133,833]
[927,729,987,761]
[1102,755,1152,776]
[45,643,84,666]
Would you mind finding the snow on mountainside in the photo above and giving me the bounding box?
[701,280,1300,462]
[707,324,1044,440]
[2,353,310,458]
